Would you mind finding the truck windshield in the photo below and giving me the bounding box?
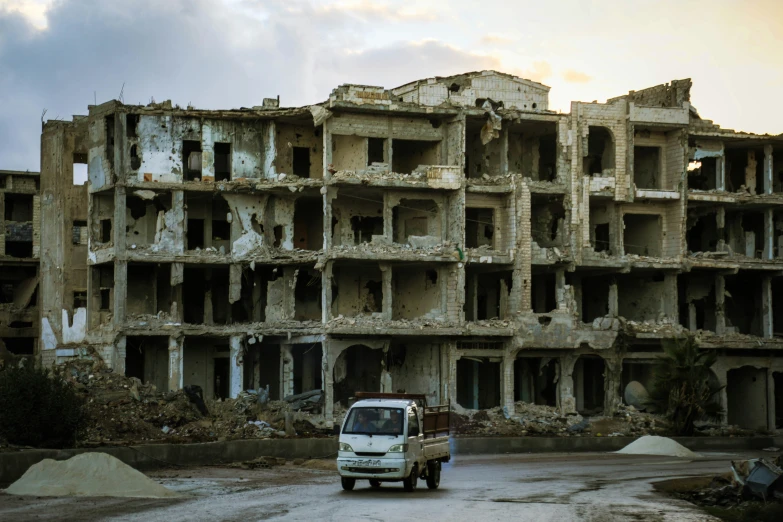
[343,407,404,436]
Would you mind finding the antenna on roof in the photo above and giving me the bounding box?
[118,82,125,103]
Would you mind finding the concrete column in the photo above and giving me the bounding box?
[768,368,777,431]
[555,268,566,310]
[323,119,333,181]
[229,335,243,399]
[608,278,619,317]
[281,344,294,398]
[762,276,773,339]
[603,357,623,416]
[559,354,578,414]
[114,186,127,252]
[168,335,183,391]
[499,125,509,175]
[323,188,335,251]
[688,302,697,332]
[764,209,774,260]
[764,145,774,195]
[170,262,184,322]
[499,278,510,319]
[712,363,728,425]
[472,361,479,410]
[171,190,185,253]
[113,260,127,327]
[715,275,726,334]
[717,154,726,191]
[113,336,127,374]
[664,273,678,321]
[571,275,582,320]
[382,192,393,240]
[502,351,516,415]
[380,263,392,320]
[229,263,242,304]
[320,263,332,323]
[745,232,755,258]
[448,346,459,409]
[323,339,334,422]
[440,343,450,405]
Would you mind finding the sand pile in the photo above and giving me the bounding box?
[617,435,699,458]
[5,452,180,498]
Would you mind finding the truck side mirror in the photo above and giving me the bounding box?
[332,424,341,435]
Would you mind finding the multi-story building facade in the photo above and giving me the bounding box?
[38,71,783,431]
[0,169,41,366]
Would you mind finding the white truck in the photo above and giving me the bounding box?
[336,392,450,492]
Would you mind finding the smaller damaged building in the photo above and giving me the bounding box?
[37,71,783,432]
[0,170,42,367]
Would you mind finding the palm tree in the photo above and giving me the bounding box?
[648,337,723,436]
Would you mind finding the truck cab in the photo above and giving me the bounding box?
[336,392,450,492]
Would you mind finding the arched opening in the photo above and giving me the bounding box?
[333,344,382,406]
[727,366,768,430]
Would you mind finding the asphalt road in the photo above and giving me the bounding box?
[0,451,756,521]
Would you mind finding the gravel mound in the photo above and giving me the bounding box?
[5,452,180,498]
[617,435,699,458]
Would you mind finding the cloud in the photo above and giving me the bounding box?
[562,69,591,84]
[511,61,553,83]
[0,0,504,171]
[0,0,51,29]
[314,0,439,23]
[479,33,516,45]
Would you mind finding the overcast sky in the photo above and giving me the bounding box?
[1,0,781,172]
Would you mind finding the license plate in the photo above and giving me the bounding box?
[353,459,382,467]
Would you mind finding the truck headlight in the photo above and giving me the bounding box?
[387,444,408,453]
[339,442,354,452]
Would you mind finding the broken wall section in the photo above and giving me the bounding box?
[465,192,513,252]
[508,120,558,182]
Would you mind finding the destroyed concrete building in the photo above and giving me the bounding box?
[35,70,783,431]
[0,170,42,365]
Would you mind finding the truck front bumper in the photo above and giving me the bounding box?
[337,457,409,480]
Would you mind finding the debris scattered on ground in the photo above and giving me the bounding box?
[227,456,287,470]
[655,456,783,520]
[450,402,669,437]
[55,357,332,446]
[617,435,699,458]
[4,453,180,498]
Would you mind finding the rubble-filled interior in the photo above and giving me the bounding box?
[17,70,781,441]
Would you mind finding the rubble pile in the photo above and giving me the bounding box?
[451,401,670,437]
[56,358,331,446]
[659,455,783,518]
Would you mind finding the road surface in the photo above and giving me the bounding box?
[1,451,751,521]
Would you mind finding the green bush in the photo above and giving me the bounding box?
[0,364,85,448]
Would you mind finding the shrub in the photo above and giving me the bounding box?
[0,364,85,448]
[648,336,723,436]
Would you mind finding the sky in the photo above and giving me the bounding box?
[1,0,781,172]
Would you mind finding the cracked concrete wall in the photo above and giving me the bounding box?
[392,266,443,320]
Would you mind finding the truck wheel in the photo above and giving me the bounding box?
[403,464,418,492]
[426,461,441,489]
[341,477,356,491]
[369,479,382,488]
